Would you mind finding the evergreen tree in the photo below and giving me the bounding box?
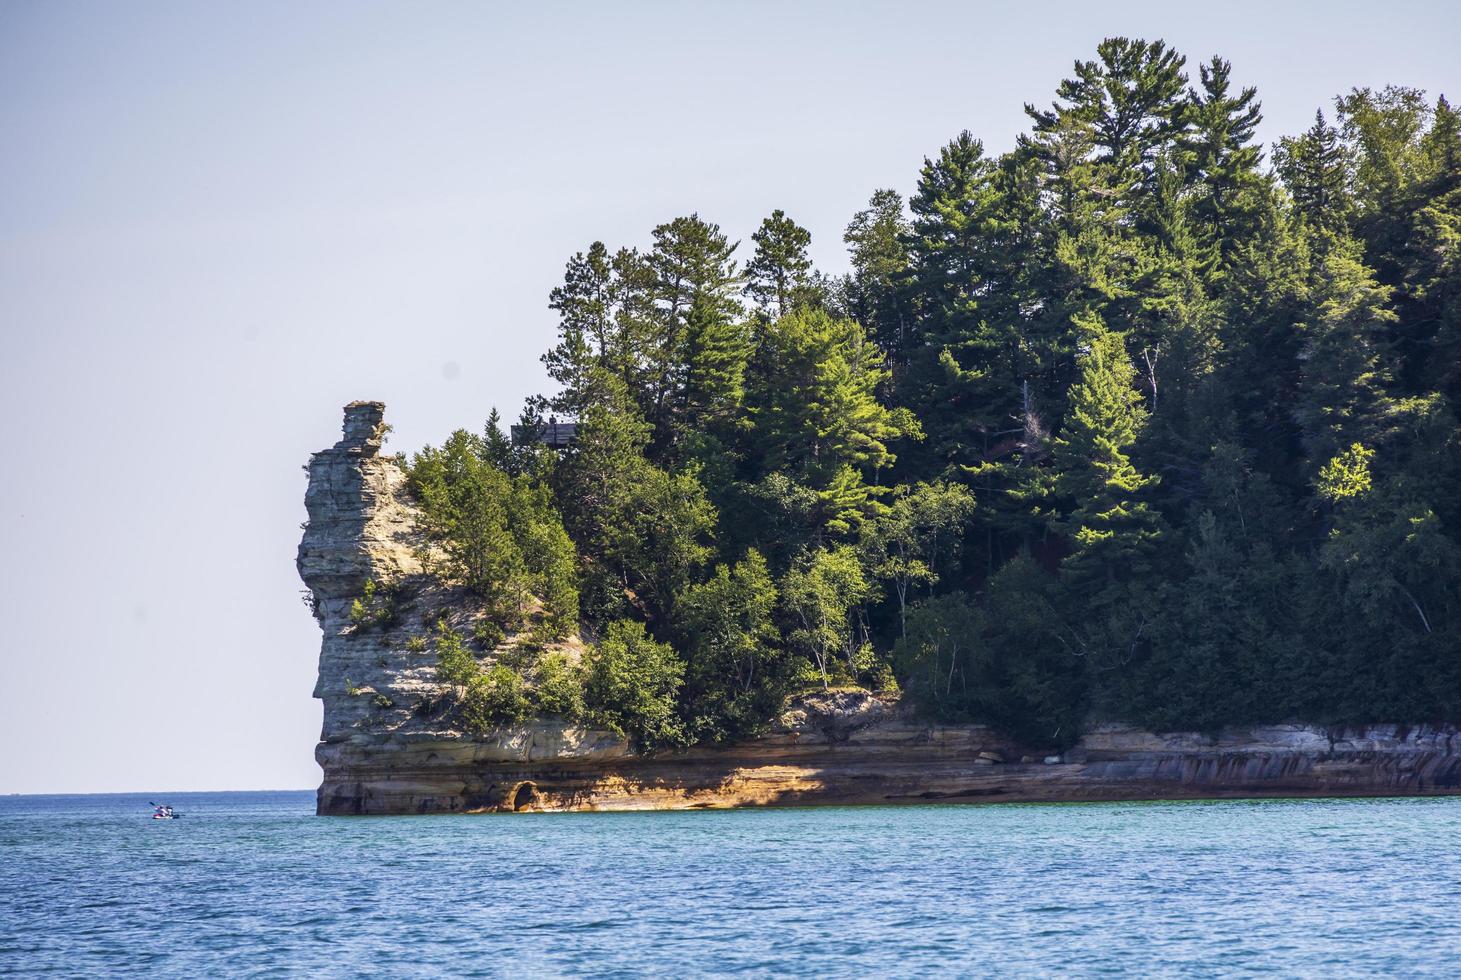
[682,292,751,437]
[749,307,921,535]
[1183,56,1266,278]
[645,215,743,450]
[483,408,514,472]
[1026,37,1189,207]
[1407,96,1461,398]
[544,242,615,416]
[745,209,813,317]
[843,189,913,359]
[409,430,578,632]
[975,555,1089,746]
[556,371,715,626]
[1051,315,1165,588]
[901,132,1035,471]
[1274,111,1353,232]
[1293,235,1399,470]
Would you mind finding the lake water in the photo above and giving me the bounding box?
[2,791,1458,976]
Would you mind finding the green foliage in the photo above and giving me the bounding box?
[472,620,505,650]
[556,372,715,625]
[583,620,687,752]
[405,635,427,654]
[532,651,586,721]
[460,664,531,734]
[746,209,814,317]
[1275,111,1353,232]
[433,621,477,692]
[1050,315,1165,593]
[674,549,786,741]
[749,307,921,535]
[395,36,1461,749]
[348,578,399,631]
[409,430,578,635]
[863,481,975,637]
[781,546,874,689]
[843,189,913,357]
[891,592,981,714]
[975,557,1089,746]
[1316,443,1375,502]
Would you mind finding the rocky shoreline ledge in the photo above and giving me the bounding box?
[314,697,1461,814]
[301,403,1461,815]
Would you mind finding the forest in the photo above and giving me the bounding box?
[402,38,1461,750]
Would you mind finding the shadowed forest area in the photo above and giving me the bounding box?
[401,38,1460,750]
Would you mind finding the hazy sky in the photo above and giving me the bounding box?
[2,1,1457,793]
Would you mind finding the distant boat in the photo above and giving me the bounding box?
[150,802,183,819]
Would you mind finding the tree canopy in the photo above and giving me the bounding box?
[406,38,1461,747]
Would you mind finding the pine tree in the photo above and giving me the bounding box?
[1026,37,1189,206]
[1294,235,1399,470]
[543,242,615,415]
[1183,56,1266,278]
[1275,111,1353,232]
[1408,96,1461,397]
[745,209,813,317]
[645,215,743,452]
[749,307,921,536]
[483,408,514,471]
[1052,315,1165,585]
[682,292,751,437]
[902,133,1037,477]
[843,189,913,359]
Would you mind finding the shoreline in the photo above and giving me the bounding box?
[316,719,1461,815]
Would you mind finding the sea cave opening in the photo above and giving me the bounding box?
[512,782,538,812]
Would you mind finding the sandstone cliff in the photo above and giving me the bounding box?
[300,403,1461,815]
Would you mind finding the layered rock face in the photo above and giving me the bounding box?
[299,401,428,741]
[301,403,1461,815]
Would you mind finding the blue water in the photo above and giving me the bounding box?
[2,792,1459,976]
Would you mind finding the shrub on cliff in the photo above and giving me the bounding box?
[460,665,531,733]
[532,651,586,721]
[584,620,687,752]
[408,431,579,636]
[349,578,399,631]
[673,549,792,742]
[433,621,477,691]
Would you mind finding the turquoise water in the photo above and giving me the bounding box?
[2,792,1459,976]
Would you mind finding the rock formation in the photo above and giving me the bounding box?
[301,403,1461,815]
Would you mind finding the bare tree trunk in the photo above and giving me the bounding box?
[1394,580,1433,634]
[1141,346,1160,413]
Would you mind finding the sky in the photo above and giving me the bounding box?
[1,0,1457,794]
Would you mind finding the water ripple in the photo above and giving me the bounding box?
[2,792,1460,975]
